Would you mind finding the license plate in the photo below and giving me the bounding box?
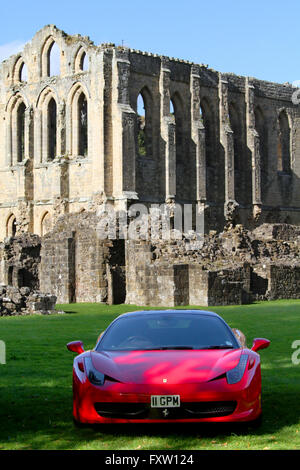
[151,395,180,408]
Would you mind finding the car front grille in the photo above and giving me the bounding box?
[94,401,237,420]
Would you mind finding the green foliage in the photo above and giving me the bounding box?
[0,300,300,449]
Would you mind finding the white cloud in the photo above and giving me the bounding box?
[0,41,25,63]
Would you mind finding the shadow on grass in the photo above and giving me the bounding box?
[0,383,299,450]
[0,358,299,450]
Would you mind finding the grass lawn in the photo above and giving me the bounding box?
[0,300,300,450]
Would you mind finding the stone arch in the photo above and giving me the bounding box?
[13,56,28,83]
[67,83,89,157]
[16,101,26,162]
[36,87,58,162]
[47,98,57,160]
[277,109,291,174]
[136,86,153,158]
[6,214,17,237]
[74,46,89,72]
[134,86,155,199]
[254,106,268,201]
[40,211,52,236]
[41,36,61,78]
[6,94,29,165]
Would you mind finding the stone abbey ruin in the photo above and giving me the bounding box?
[1,24,300,313]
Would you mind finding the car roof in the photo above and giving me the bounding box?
[115,309,221,320]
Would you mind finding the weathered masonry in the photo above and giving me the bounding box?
[1,25,300,240]
[1,25,300,308]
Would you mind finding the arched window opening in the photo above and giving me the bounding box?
[47,98,57,160]
[136,88,153,160]
[80,51,89,71]
[17,102,26,162]
[78,92,88,156]
[19,62,28,82]
[170,100,175,115]
[278,110,291,174]
[7,215,17,237]
[48,41,60,77]
[137,94,146,156]
[41,212,52,236]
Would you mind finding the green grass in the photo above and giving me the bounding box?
[0,300,300,450]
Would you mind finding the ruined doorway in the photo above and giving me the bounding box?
[7,266,13,286]
[107,240,126,304]
[17,268,35,290]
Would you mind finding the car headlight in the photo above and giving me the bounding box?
[84,356,105,386]
[226,354,248,384]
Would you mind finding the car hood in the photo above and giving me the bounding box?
[90,349,242,384]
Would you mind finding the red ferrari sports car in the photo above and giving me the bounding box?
[67,310,270,424]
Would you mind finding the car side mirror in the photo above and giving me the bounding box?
[251,338,270,353]
[67,341,85,354]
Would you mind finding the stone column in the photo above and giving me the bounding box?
[41,104,48,163]
[112,48,138,209]
[190,65,206,203]
[218,73,236,220]
[160,57,176,202]
[26,105,34,160]
[11,109,18,166]
[245,77,262,220]
[34,108,42,164]
[6,113,12,166]
[91,50,106,196]
[57,101,66,156]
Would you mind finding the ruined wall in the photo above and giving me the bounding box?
[1,25,300,242]
[39,212,126,304]
[0,233,41,290]
[125,237,252,307]
[1,213,300,307]
[125,223,300,307]
[267,264,300,300]
[1,26,300,308]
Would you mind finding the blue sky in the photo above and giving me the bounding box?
[1,0,299,84]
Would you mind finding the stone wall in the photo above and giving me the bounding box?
[125,237,252,307]
[267,264,300,300]
[1,215,300,308]
[0,285,56,316]
[0,233,41,290]
[39,212,126,304]
[125,223,300,306]
[1,26,300,242]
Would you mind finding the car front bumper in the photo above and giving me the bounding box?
[72,371,261,424]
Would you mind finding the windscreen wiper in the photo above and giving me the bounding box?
[145,346,195,350]
[200,345,235,349]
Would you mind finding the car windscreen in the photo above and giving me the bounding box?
[96,314,239,351]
